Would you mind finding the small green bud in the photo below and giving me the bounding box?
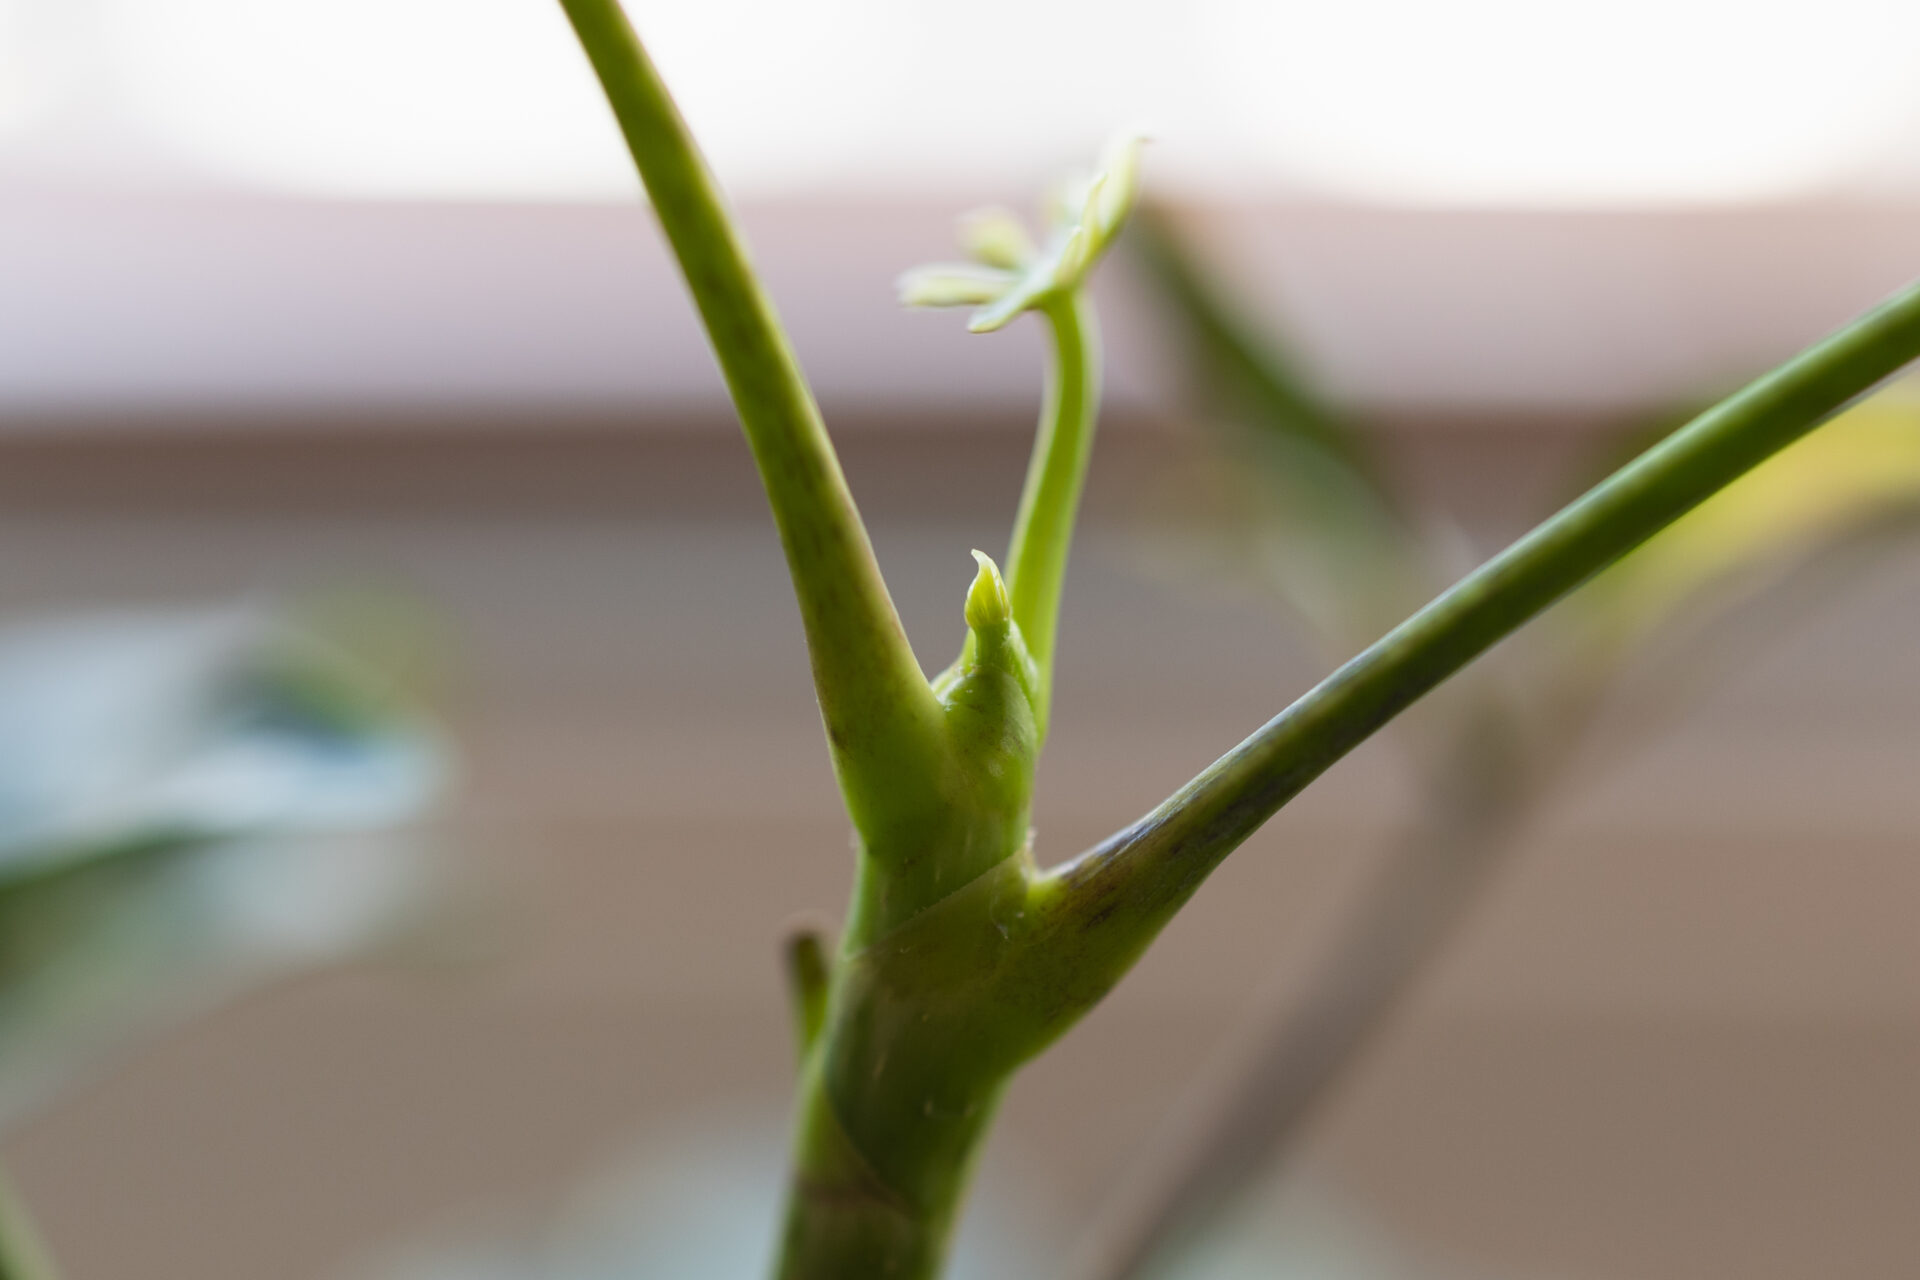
[964,549,1012,632]
[939,549,1040,870]
[951,550,1038,713]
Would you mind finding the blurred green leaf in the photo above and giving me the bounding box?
[1568,392,1920,663]
[0,608,447,1127]
[1130,205,1385,495]
[1130,206,1428,651]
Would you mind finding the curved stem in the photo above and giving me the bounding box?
[558,0,950,851]
[1005,291,1100,742]
[1033,275,1920,992]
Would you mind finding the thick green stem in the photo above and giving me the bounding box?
[779,853,1037,1280]
[1005,292,1100,740]
[557,0,951,855]
[1031,276,1920,993]
[776,1060,1000,1280]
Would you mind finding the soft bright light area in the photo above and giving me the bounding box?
[2,0,1919,203]
[99,0,633,199]
[0,0,76,136]
[1209,0,1920,204]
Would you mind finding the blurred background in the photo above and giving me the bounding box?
[2,1,1919,1278]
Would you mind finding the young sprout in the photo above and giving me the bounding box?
[904,134,1145,744]
[556,2,1920,1276]
[898,133,1144,332]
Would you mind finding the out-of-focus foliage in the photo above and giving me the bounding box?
[1572,401,1920,662]
[1134,206,1920,699]
[0,606,447,1126]
[1128,208,1425,656]
[1085,209,1920,1280]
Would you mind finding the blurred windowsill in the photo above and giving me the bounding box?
[4,189,1920,425]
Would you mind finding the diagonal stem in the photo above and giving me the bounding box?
[558,0,950,849]
[1067,706,1533,1280]
[1033,274,1920,984]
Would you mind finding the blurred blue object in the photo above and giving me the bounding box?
[360,1112,1043,1280]
[0,607,448,1126]
[1151,1170,1462,1280]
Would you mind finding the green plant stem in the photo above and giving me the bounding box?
[1005,292,1099,740]
[556,0,951,856]
[1031,276,1920,986]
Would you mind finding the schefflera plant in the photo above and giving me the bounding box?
[558,3,1920,1277]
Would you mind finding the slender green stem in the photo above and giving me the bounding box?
[1004,291,1099,741]
[557,0,951,853]
[1068,707,1532,1280]
[1032,275,1920,989]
